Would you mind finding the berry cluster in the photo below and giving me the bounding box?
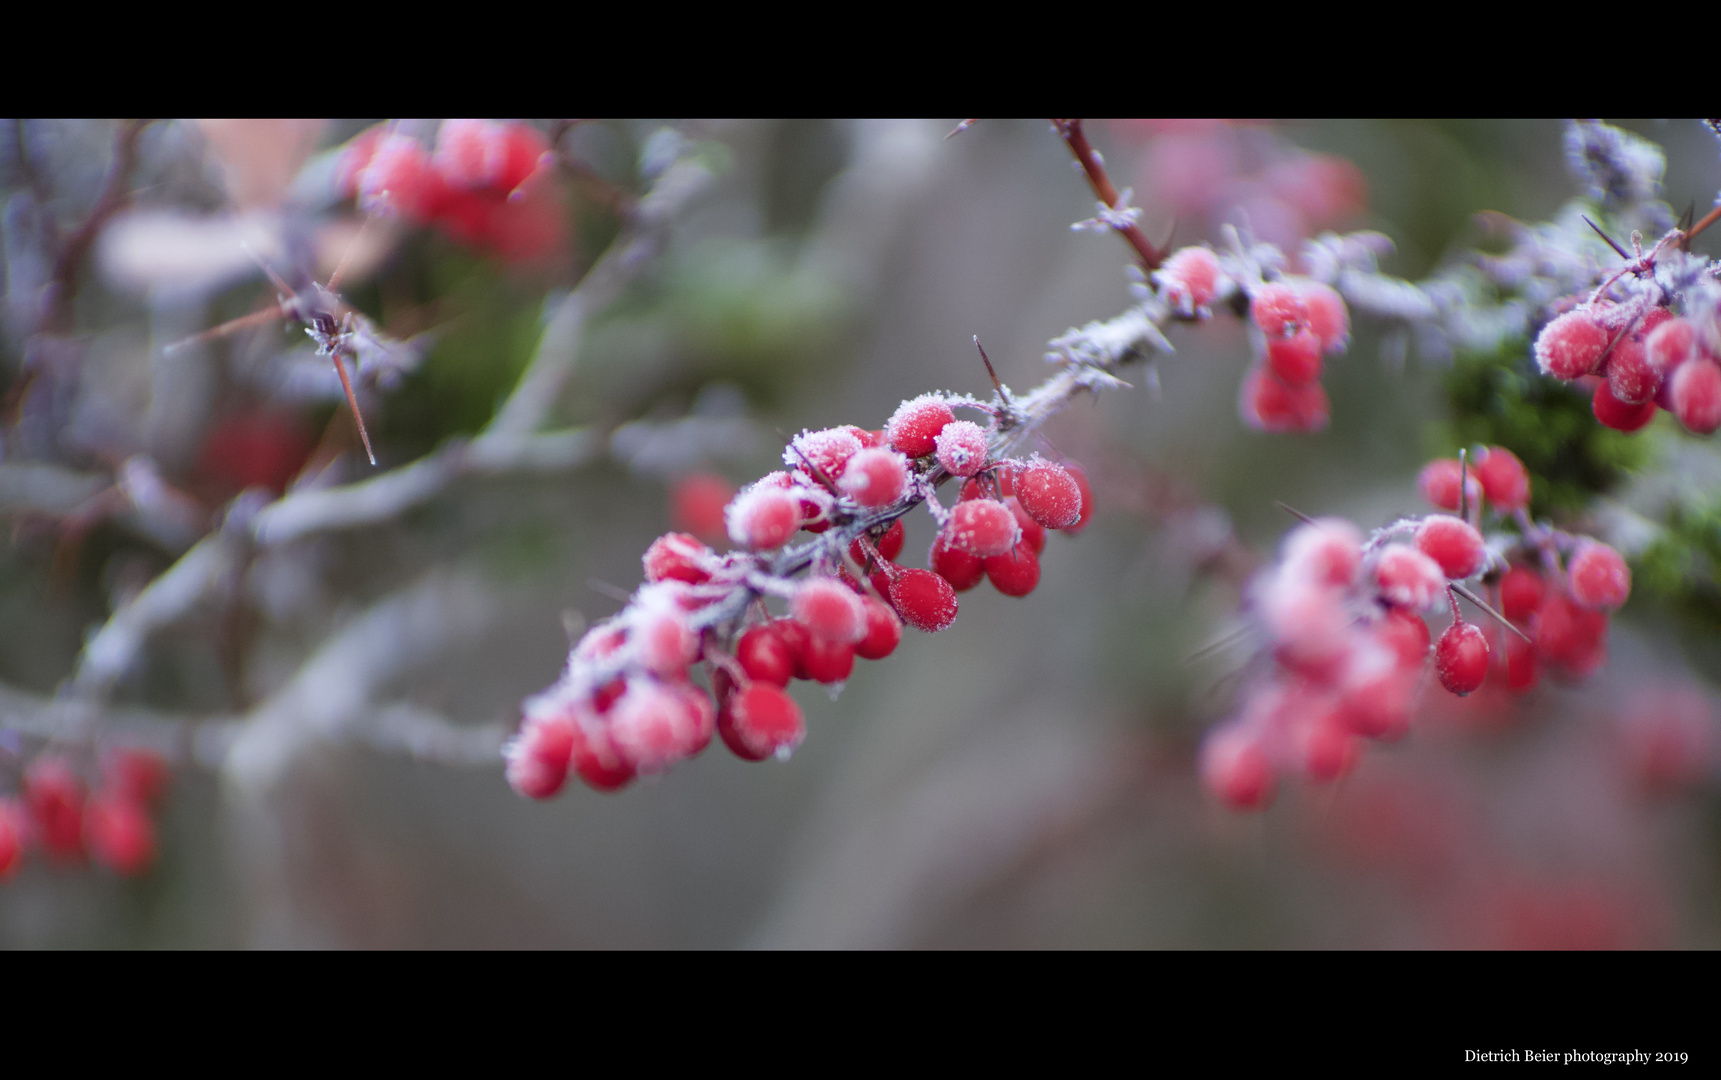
[1152,246,1351,434]
[0,749,168,882]
[1530,237,1721,435]
[506,395,1091,798]
[1201,445,1632,811]
[335,120,565,264]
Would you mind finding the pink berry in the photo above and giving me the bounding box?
[1418,458,1484,513]
[1472,447,1530,511]
[849,519,905,566]
[1567,541,1630,611]
[1645,317,1696,375]
[1435,621,1489,696]
[1670,359,1721,434]
[1502,634,1539,693]
[1373,544,1445,610]
[1592,379,1658,432]
[1498,566,1545,623]
[632,607,697,678]
[930,535,986,592]
[0,799,25,880]
[1337,658,1417,741]
[1001,496,1047,555]
[1282,518,1362,587]
[569,715,636,791]
[786,427,864,485]
[24,756,85,859]
[725,486,801,549]
[671,473,735,546]
[854,596,902,660]
[1414,515,1487,579]
[945,499,1021,558]
[723,684,806,760]
[102,747,170,807]
[1062,463,1094,535]
[774,619,813,680]
[885,395,956,457]
[1200,725,1276,810]
[839,447,910,507]
[793,578,866,643]
[1239,365,1329,433]
[1298,280,1350,354]
[607,680,705,774]
[1015,462,1083,529]
[643,532,712,585]
[1249,282,1309,339]
[505,710,576,800]
[83,793,155,876]
[1265,328,1323,385]
[738,623,795,687]
[1155,246,1223,315]
[1298,708,1360,783]
[1606,334,1661,405]
[802,636,856,684]
[355,134,443,222]
[983,541,1041,598]
[1534,309,1610,380]
[889,569,959,632]
[933,420,989,478]
[1535,591,1608,678]
[1375,608,1431,667]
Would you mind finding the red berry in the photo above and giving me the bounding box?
[0,799,25,880]
[983,541,1041,597]
[671,473,735,545]
[850,426,885,449]
[933,420,989,478]
[725,486,801,549]
[1373,544,1445,610]
[632,607,697,679]
[885,396,956,457]
[1418,458,1483,513]
[1502,634,1539,693]
[839,447,910,507]
[1282,519,1362,587]
[1265,328,1323,385]
[1606,335,1661,406]
[608,680,706,774]
[1061,463,1094,535]
[1435,621,1489,696]
[793,578,866,643]
[642,532,712,585]
[1414,515,1487,579]
[1567,541,1630,611]
[83,793,155,876]
[1250,282,1309,338]
[1592,380,1657,432]
[1001,496,1047,554]
[1337,661,1417,741]
[787,427,864,486]
[1298,708,1360,783]
[1498,566,1545,623]
[1670,359,1721,434]
[569,714,636,791]
[802,636,855,684]
[1298,280,1350,354]
[1535,591,1608,678]
[101,748,170,807]
[1645,317,1696,375]
[723,684,806,760]
[737,624,795,687]
[1239,365,1329,433]
[889,569,959,632]
[872,518,907,562]
[355,134,443,221]
[24,757,85,859]
[1015,462,1083,529]
[854,596,903,660]
[1155,246,1223,315]
[930,535,986,591]
[1471,447,1530,511]
[1200,725,1276,810]
[1535,309,1610,379]
[945,499,1020,557]
[774,619,813,680]
[506,710,576,800]
[1375,608,1431,667]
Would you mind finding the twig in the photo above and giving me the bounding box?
[42,120,150,334]
[1050,119,1163,271]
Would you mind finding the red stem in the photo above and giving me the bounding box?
[1052,119,1163,271]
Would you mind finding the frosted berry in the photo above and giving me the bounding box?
[608,681,705,774]
[945,499,1021,558]
[1472,447,1529,511]
[1298,280,1350,354]
[1249,282,1309,339]
[1200,725,1276,810]
[434,119,549,195]
[1265,328,1323,385]
[1567,541,1630,611]
[885,396,956,457]
[84,794,155,876]
[355,134,443,222]
[774,618,813,680]
[803,636,855,684]
[1534,309,1610,379]
[1002,496,1047,554]
[1435,621,1489,696]
[1062,463,1094,535]
[1498,566,1545,623]
[854,596,903,660]
[930,535,986,592]
[1606,335,1661,405]
[643,532,712,585]
[1154,246,1223,315]
[505,711,576,800]
[890,568,959,632]
[1375,608,1431,667]
[1373,544,1445,610]
[1337,660,1417,741]
[1414,516,1487,579]
[1418,458,1484,513]
[793,578,866,643]
[0,799,25,880]
[1592,379,1658,432]
[671,473,735,545]
[1014,462,1083,529]
[632,608,697,678]
[1644,317,1696,375]
[1669,359,1721,434]
[786,427,864,485]
[839,447,910,507]
[1240,365,1329,433]
[24,756,85,859]
[984,541,1042,598]
[738,624,795,687]
[1282,519,1362,588]
[725,486,801,550]
[934,420,990,478]
[723,684,806,760]
[849,518,905,567]
[1535,591,1608,678]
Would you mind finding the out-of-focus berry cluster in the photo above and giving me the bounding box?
[1201,445,1641,811]
[506,396,1092,798]
[0,749,169,883]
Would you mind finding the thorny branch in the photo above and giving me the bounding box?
[1051,119,1164,272]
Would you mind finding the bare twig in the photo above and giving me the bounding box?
[1050,119,1163,271]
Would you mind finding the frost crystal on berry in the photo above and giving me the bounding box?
[934,420,989,478]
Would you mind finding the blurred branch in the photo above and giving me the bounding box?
[41,119,150,334]
[1051,119,1163,272]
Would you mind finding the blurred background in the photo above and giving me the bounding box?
[1,118,1718,948]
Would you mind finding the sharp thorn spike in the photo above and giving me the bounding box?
[1451,582,1533,644]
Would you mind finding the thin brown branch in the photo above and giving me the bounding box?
[42,119,150,334]
[1051,119,1163,271]
[1684,202,1721,246]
